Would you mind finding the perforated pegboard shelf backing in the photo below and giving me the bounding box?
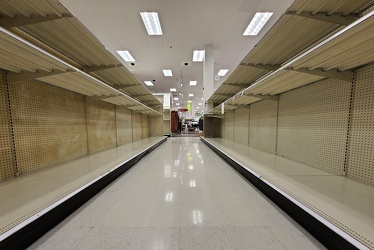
[116,107,132,146]
[86,97,116,154]
[142,114,149,139]
[9,80,88,175]
[0,72,14,181]
[224,111,235,141]
[347,64,374,185]
[132,112,142,142]
[233,108,249,146]
[249,100,278,154]
[277,78,351,175]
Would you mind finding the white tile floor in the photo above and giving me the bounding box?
[28,138,325,250]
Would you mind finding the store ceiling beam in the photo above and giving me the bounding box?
[239,63,280,71]
[287,11,358,25]
[289,67,354,81]
[0,14,74,29]
[83,65,121,73]
[7,69,69,82]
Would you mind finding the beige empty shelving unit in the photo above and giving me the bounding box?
[0,1,166,248]
[153,93,173,136]
[204,0,374,249]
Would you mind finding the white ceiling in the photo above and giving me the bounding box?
[61,0,294,111]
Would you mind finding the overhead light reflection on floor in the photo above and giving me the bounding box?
[164,165,171,178]
[165,192,174,202]
[189,180,196,187]
[192,210,203,225]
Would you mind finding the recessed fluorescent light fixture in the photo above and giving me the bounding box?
[190,81,197,86]
[217,69,229,76]
[189,94,194,97]
[163,69,172,76]
[243,12,273,36]
[198,103,202,105]
[193,50,205,62]
[140,12,163,35]
[117,50,135,62]
[144,81,153,86]
[170,88,176,92]
[176,103,180,105]
[174,97,179,100]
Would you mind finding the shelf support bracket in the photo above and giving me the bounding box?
[82,65,120,73]
[240,63,280,71]
[0,13,74,29]
[288,12,359,25]
[245,94,278,101]
[289,67,353,81]
[7,69,68,82]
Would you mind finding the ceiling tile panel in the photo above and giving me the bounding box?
[217,0,243,12]
[160,12,180,34]
[211,12,238,36]
[134,0,158,11]
[197,0,221,12]
[155,0,179,12]
[237,0,262,12]
[179,0,199,12]
[258,0,295,11]
[120,12,149,36]
[99,12,132,36]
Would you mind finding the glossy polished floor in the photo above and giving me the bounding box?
[28,138,325,250]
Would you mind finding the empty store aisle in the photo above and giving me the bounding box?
[28,138,325,250]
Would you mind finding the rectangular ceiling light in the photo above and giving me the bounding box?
[193,50,205,62]
[163,69,172,76]
[217,69,229,76]
[170,88,176,92]
[243,12,273,36]
[190,81,197,86]
[144,81,153,86]
[176,103,180,105]
[117,50,135,62]
[144,81,154,86]
[198,103,202,105]
[189,94,194,97]
[174,97,179,100]
[140,12,163,35]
